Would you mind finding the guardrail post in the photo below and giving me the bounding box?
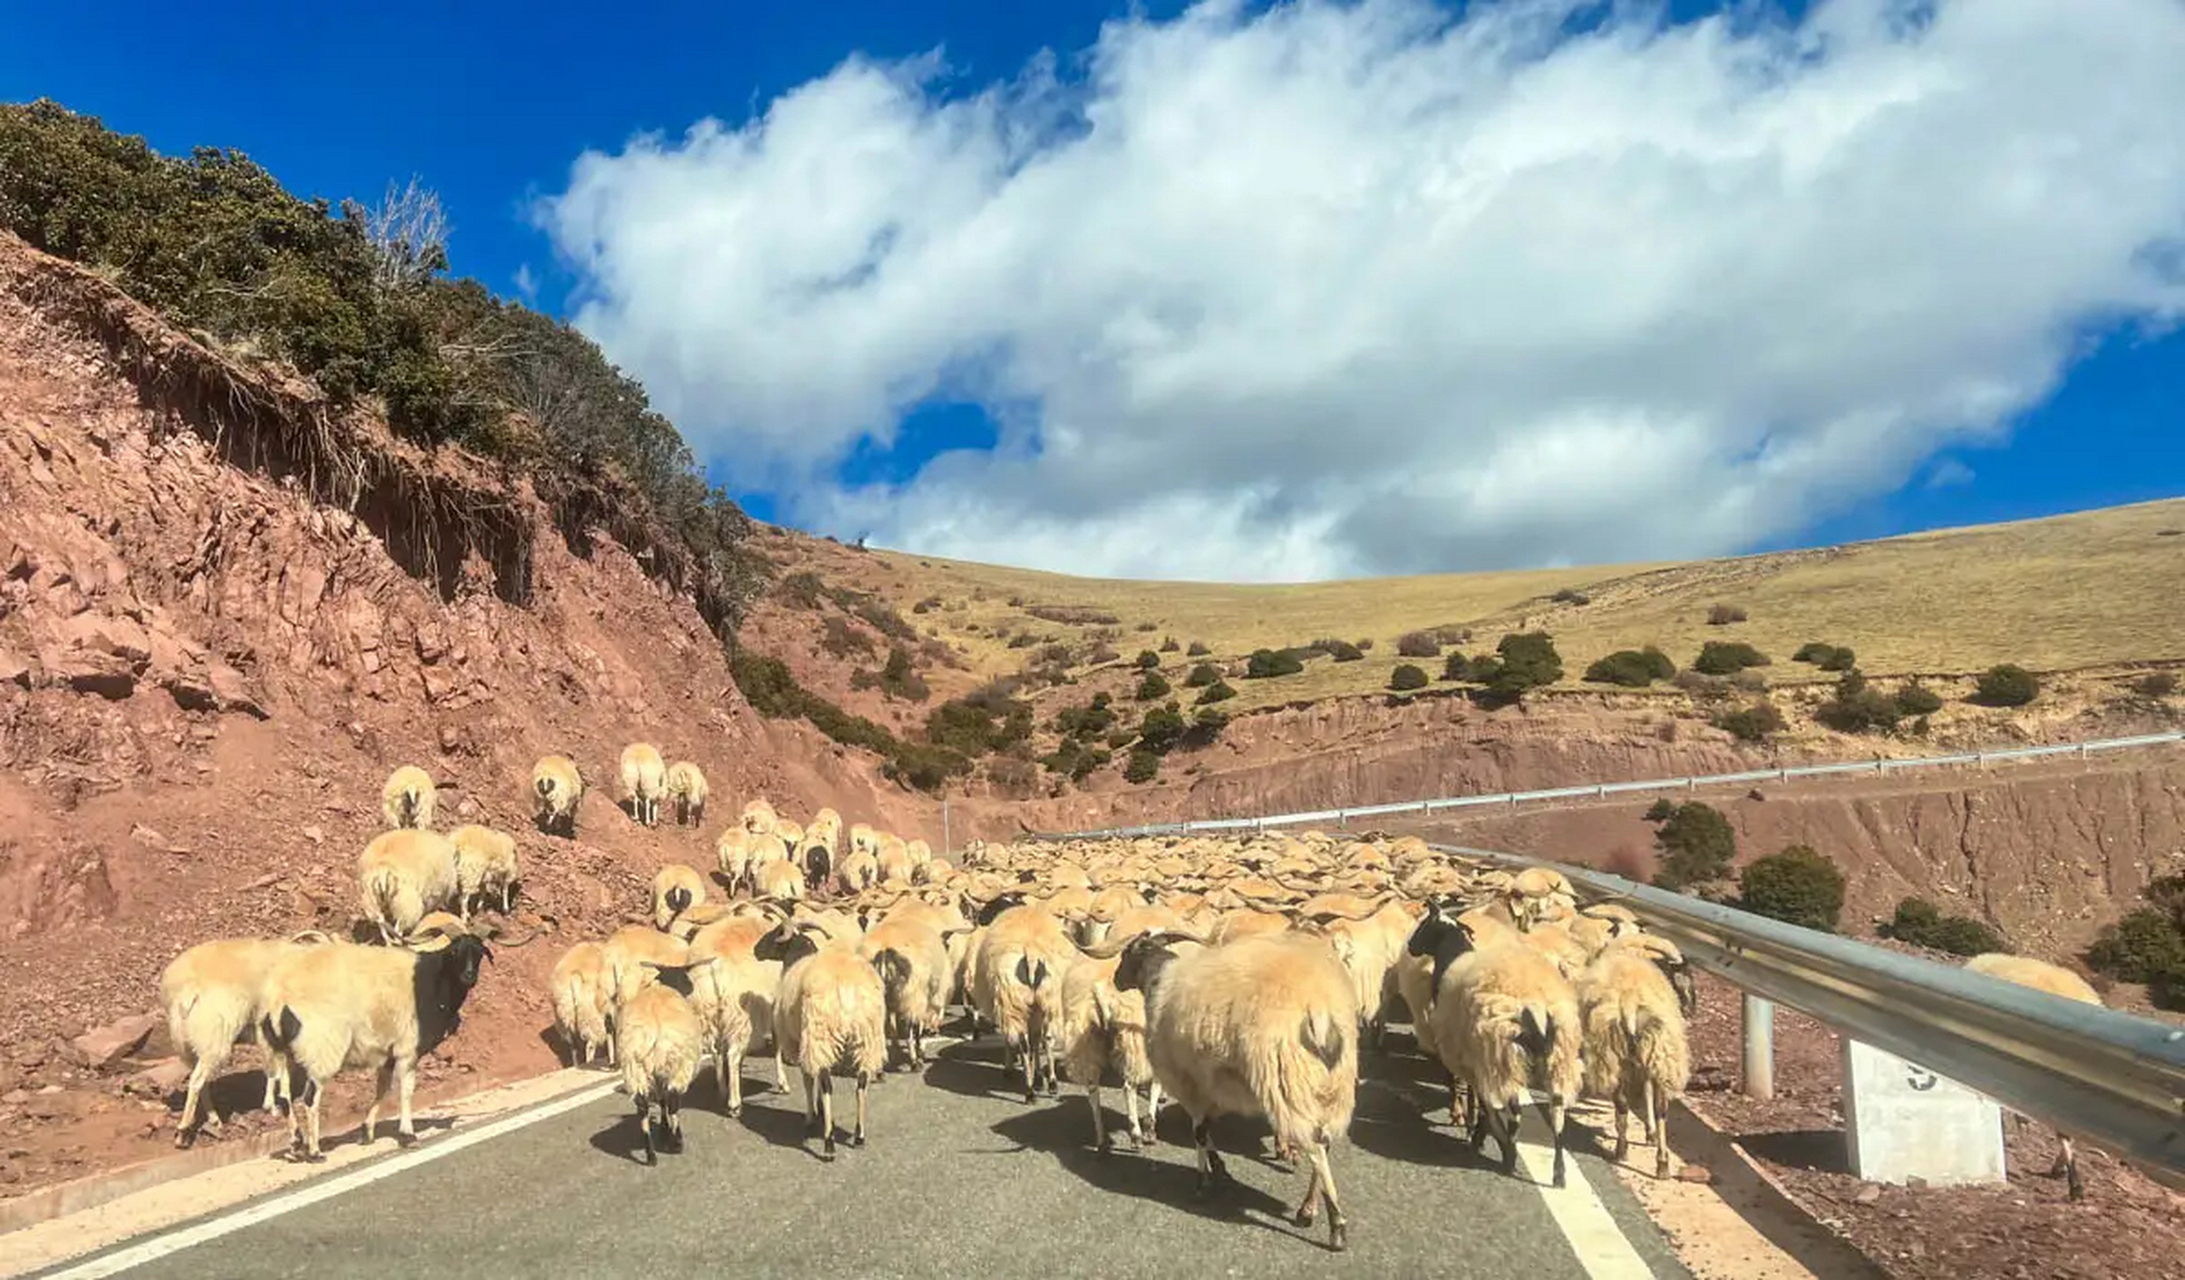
[1743,994,1776,1100]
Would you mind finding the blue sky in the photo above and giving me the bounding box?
[5,0,2182,580]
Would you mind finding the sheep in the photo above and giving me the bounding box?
[258,931,493,1159]
[1964,951,2104,1199]
[848,823,880,860]
[716,826,754,891]
[448,824,520,921]
[873,839,912,886]
[665,761,709,827]
[531,755,583,835]
[1112,929,1358,1251]
[1056,951,1165,1152]
[615,957,715,1164]
[839,846,881,893]
[777,817,806,853]
[685,915,788,1115]
[904,837,933,870]
[806,807,843,856]
[550,940,614,1067]
[1408,905,1582,1187]
[1293,894,1416,1052]
[620,742,667,826]
[158,930,334,1147]
[357,829,460,945]
[857,914,957,1071]
[754,919,889,1160]
[652,864,708,931]
[799,831,834,894]
[380,765,436,830]
[1576,933,1695,1178]
[970,897,1077,1102]
[741,797,780,838]
[756,857,806,901]
[602,925,690,1011]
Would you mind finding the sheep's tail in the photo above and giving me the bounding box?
[536,775,555,799]
[1517,1005,1555,1062]
[260,1006,302,1052]
[362,864,403,931]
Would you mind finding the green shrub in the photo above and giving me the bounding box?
[874,648,929,701]
[1707,604,1748,626]
[924,691,1032,757]
[1319,639,1364,662]
[1650,801,1736,890]
[1693,641,1769,675]
[1485,631,1562,699]
[1246,648,1304,678]
[1816,670,1902,734]
[1738,845,1845,931]
[1187,641,1211,656]
[1552,587,1591,605]
[1792,641,1834,664]
[1136,704,1188,755]
[1123,748,1160,783]
[1893,682,1943,716]
[1395,631,1441,658]
[1135,650,1161,670]
[884,742,970,792]
[1183,662,1221,688]
[2085,908,2185,987]
[2131,671,2178,699]
[1389,664,1429,691]
[1443,652,1477,681]
[1136,671,1171,700]
[1878,898,2005,956]
[1644,797,1677,822]
[1159,636,1181,653]
[1039,739,1110,780]
[1586,648,1675,687]
[2146,873,2185,929]
[1195,680,1237,705]
[1716,701,1786,742]
[1820,647,1857,673]
[1974,664,2039,707]
[1054,695,1117,741]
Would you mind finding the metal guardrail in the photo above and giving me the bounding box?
[1435,844,2185,1191]
[1033,729,2185,840]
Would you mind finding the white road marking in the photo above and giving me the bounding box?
[32,1079,619,1280]
[1517,1135,1660,1279]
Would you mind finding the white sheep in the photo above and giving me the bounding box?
[531,755,584,835]
[448,824,520,921]
[665,760,709,827]
[380,765,436,830]
[741,796,780,838]
[1057,951,1165,1152]
[259,931,494,1159]
[1113,929,1358,1251]
[755,857,805,902]
[754,919,889,1160]
[857,914,957,1071]
[550,940,614,1067]
[357,829,460,945]
[1965,951,2105,1199]
[619,742,667,826]
[615,957,714,1164]
[1409,905,1582,1187]
[969,896,1076,1102]
[651,864,708,932]
[1576,933,1695,1178]
[685,915,788,1115]
[716,827,755,892]
[158,930,333,1147]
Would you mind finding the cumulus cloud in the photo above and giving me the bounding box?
[538,0,2185,581]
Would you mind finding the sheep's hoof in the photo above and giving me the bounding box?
[174,1129,196,1150]
[1023,1089,1038,1104]
[301,1150,326,1165]
[1328,1220,1349,1253]
[1655,1154,1671,1180]
[822,1138,838,1160]
[1294,1204,1317,1228]
[726,1104,743,1119]
[848,1132,865,1149]
[1132,1132,1151,1150]
[1045,1079,1060,1098]
[1097,1137,1114,1157]
[395,1131,417,1149]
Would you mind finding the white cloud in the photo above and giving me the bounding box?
[1924,456,1975,489]
[537,0,2185,581]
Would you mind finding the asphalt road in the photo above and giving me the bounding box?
[37,1034,1690,1279]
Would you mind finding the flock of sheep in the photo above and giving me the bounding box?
[149,739,2106,1250]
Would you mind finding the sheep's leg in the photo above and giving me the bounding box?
[395,1055,419,1146]
[299,1079,325,1162]
[1089,1084,1111,1152]
[723,1042,745,1118]
[1306,1139,1348,1251]
[801,1068,821,1139]
[2058,1132,2083,1201]
[773,1045,789,1093]
[1016,1036,1036,1104]
[1192,1116,1232,1195]
[662,1093,684,1154]
[1546,1093,1569,1188]
[819,1070,838,1160]
[1293,1138,1325,1226]
[1444,1064,1464,1126]
[850,1072,868,1148]
[635,1093,656,1166]
[1141,1082,1163,1147]
[1045,1039,1061,1097]
[1613,1092,1631,1163]
[175,1052,213,1149]
[363,1060,393,1144]
[1646,1082,1668,1180]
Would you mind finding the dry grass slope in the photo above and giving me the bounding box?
[786,499,2185,712]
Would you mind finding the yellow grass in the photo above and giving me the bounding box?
[784,498,2185,711]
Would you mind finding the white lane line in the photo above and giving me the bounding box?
[34,1079,619,1280]
[1516,1137,1660,1279]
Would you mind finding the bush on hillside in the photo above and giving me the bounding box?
[1738,845,1846,931]
[1319,639,1365,662]
[1974,663,2040,707]
[1123,747,1161,783]
[1894,682,1944,716]
[1486,631,1562,699]
[1160,636,1181,653]
[1879,898,2005,956]
[1039,738,1111,781]
[1552,587,1591,605]
[1389,664,1429,692]
[1135,650,1161,670]
[1586,646,1676,688]
[1136,704,1189,755]
[1183,662,1221,688]
[1815,669,1901,734]
[873,648,929,701]
[1396,631,1442,658]
[2085,908,2185,985]
[1707,604,1748,626]
[1187,641,1211,656]
[1644,797,1677,822]
[1195,680,1237,705]
[1649,801,1737,890]
[1136,671,1171,700]
[1246,648,1304,678]
[2131,671,2178,699]
[1715,701,1786,742]
[1693,641,1770,675]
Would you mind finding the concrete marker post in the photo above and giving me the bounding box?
[1742,994,1776,1101]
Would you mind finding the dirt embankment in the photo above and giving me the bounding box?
[0,232,936,1195]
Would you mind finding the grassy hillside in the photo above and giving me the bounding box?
[792,498,2185,713]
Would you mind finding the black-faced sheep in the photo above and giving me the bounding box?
[357,829,459,945]
[380,765,436,830]
[532,755,583,835]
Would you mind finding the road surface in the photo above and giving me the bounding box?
[27,1036,1689,1279]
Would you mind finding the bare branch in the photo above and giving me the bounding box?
[361,176,451,291]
